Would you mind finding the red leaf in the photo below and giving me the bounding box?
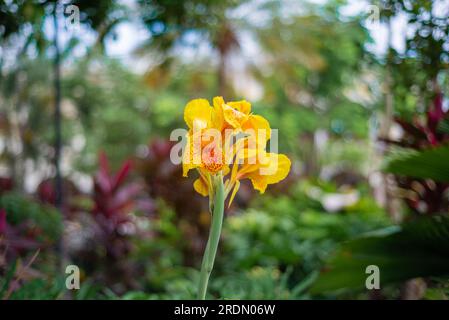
[99,151,110,174]
[110,183,143,213]
[0,208,6,234]
[112,159,132,192]
[96,152,112,193]
[395,117,426,140]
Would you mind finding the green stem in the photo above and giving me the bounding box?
[197,174,225,300]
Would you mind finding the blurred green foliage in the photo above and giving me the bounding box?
[0,193,62,241]
[1,0,448,301]
[110,181,389,299]
[311,215,449,294]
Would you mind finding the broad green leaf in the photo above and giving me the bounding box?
[383,145,449,182]
[310,215,449,294]
[438,120,449,135]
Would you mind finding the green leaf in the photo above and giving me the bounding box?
[0,260,17,297]
[382,145,449,182]
[0,193,62,241]
[437,119,449,135]
[310,215,449,294]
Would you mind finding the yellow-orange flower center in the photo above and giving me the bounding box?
[202,143,224,173]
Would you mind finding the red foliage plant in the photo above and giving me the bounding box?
[36,178,82,218]
[90,152,154,258]
[389,92,449,149]
[384,91,449,214]
[0,209,39,262]
[69,152,154,292]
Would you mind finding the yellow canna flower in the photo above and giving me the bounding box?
[182,96,291,207]
[184,97,292,300]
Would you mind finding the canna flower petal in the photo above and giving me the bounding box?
[182,131,202,177]
[212,96,225,130]
[223,104,249,129]
[211,97,251,130]
[183,161,195,177]
[228,180,240,207]
[194,177,209,196]
[184,99,212,130]
[228,100,251,115]
[182,138,195,177]
[247,153,291,193]
[242,114,271,148]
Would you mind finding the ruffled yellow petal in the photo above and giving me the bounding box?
[242,114,271,148]
[223,104,249,129]
[212,96,225,130]
[236,147,258,161]
[228,142,255,184]
[183,162,195,177]
[228,100,251,115]
[182,132,201,177]
[184,99,212,130]
[222,165,230,176]
[249,174,268,193]
[228,180,240,207]
[193,178,209,196]
[247,153,291,193]
[265,153,291,184]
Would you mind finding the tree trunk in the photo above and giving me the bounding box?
[53,2,66,272]
[218,50,227,97]
[378,17,399,221]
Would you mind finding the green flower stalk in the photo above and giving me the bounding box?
[197,173,224,300]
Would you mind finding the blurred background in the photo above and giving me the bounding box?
[1,0,449,300]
